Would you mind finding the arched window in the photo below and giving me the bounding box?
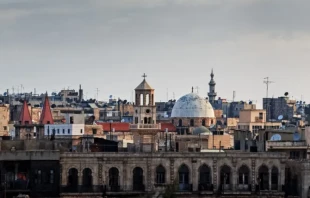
[67,168,78,188]
[144,117,147,124]
[145,94,150,105]
[133,167,144,191]
[190,119,194,127]
[271,167,279,190]
[109,167,119,191]
[82,168,92,190]
[238,165,250,191]
[202,119,206,126]
[199,165,211,191]
[140,94,143,106]
[258,165,269,190]
[178,119,182,127]
[178,164,190,191]
[220,165,231,190]
[156,165,165,184]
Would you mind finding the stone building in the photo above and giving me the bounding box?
[263,96,296,121]
[0,104,10,136]
[59,152,287,198]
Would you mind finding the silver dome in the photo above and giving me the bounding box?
[171,93,215,118]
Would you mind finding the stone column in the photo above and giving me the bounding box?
[146,158,152,191]
[212,158,218,192]
[269,169,271,190]
[192,159,198,191]
[98,164,103,186]
[232,159,237,191]
[78,171,83,186]
[251,159,256,192]
[170,159,175,184]
[123,160,128,190]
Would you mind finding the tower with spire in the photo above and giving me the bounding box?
[208,69,217,105]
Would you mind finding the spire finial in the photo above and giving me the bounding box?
[211,69,214,78]
[142,73,147,80]
[192,86,194,93]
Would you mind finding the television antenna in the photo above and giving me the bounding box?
[263,77,274,99]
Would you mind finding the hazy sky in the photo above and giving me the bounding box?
[1,0,310,107]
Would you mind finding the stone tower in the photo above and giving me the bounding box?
[133,73,156,124]
[208,69,217,104]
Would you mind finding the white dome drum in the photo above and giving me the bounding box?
[171,93,215,118]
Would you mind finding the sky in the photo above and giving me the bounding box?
[1,0,310,107]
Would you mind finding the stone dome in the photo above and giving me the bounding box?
[193,126,212,135]
[171,93,215,118]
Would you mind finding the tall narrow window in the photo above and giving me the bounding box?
[50,170,54,184]
[145,94,150,105]
[140,94,143,106]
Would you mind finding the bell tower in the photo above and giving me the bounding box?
[133,73,156,124]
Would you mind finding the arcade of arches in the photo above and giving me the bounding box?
[60,152,288,194]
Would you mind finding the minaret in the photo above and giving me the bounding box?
[208,69,217,104]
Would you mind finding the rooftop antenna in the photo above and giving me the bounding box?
[167,88,168,101]
[95,88,100,101]
[195,86,199,94]
[12,86,15,95]
[233,91,236,102]
[191,86,194,93]
[263,77,274,99]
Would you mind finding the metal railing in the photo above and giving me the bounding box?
[104,185,145,192]
[266,141,306,148]
[177,184,192,191]
[198,183,213,191]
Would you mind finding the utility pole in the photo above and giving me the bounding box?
[95,88,100,101]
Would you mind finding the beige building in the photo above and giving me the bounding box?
[0,104,10,136]
[238,109,281,133]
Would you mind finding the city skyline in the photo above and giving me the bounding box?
[1,0,310,106]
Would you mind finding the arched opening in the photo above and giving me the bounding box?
[199,165,212,191]
[109,167,119,191]
[271,166,279,190]
[220,165,231,190]
[178,119,182,127]
[133,167,144,191]
[82,168,92,191]
[202,119,206,126]
[258,165,269,190]
[67,168,78,191]
[140,94,143,106]
[190,119,194,127]
[156,165,165,184]
[151,94,154,106]
[148,117,152,124]
[178,164,190,191]
[238,165,250,191]
[145,94,150,105]
[144,117,147,124]
[285,167,298,196]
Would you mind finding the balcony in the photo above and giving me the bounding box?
[130,124,161,130]
[266,141,307,149]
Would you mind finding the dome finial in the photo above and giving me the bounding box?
[211,69,214,78]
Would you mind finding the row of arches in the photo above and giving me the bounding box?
[67,164,280,192]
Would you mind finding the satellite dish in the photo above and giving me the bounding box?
[278,115,283,120]
[270,134,281,141]
[293,132,301,141]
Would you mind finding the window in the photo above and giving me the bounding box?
[25,121,29,125]
[190,119,194,126]
[68,129,70,134]
[34,133,36,137]
[63,129,65,134]
[259,112,263,120]
[80,129,83,134]
[26,128,31,132]
[93,129,97,135]
[36,170,42,184]
[156,165,165,184]
[50,170,54,184]
[3,126,7,130]
[57,129,60,134]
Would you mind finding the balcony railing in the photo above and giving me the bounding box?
[267,141,307,149]
[198,184,213,191]
[104,185,145,192]
[130,124,161,129]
